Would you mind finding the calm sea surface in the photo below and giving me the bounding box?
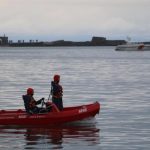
[0,47,150,150]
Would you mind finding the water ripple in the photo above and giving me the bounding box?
[0,47,150,149]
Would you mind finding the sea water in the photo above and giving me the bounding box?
[0,46,150,150]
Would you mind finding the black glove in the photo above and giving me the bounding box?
[37,98,45,104]
[40,97,45,101]
[40,97,45,102]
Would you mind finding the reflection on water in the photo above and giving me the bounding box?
[0,119,100,149]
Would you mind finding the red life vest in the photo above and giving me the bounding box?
[51,82,63,98]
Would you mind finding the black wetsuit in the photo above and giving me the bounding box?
[22,95,43,114]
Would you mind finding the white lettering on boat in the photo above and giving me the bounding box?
[78,106,87,113]
[0,117,14,119]
[0,115,47,120]
[18,115,26,119]
[18,115,46,119]
[29,116,46,119]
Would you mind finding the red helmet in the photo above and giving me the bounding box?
[27,88,34,95]
[54,74,60,82]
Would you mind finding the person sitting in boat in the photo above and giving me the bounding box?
[51,74,63,111]
[22,88,45,114]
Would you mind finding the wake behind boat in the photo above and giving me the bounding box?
[0,101,100,126]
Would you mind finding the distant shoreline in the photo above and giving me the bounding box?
[0,36,126,47]
[1,35,150,47]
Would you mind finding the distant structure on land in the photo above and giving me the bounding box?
[0,35,8,46]
[0,35,127,47]
[91,37,125,46]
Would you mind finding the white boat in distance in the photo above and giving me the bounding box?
[115,43,150,51]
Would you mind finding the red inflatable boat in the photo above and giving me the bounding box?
[0,102,100,126]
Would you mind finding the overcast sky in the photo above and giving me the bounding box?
[0,0,150,42]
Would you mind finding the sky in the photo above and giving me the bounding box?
[0,0,150,42]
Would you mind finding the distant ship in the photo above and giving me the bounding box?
[115,43,150,51]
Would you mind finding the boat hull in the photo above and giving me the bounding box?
[0,102,100,126]
[115,43,150,51]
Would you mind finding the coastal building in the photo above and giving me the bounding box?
[0,35,8,45]
[91,37,106,45]
[91,36,126,46]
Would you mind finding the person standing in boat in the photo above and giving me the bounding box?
[22,88,45,114]
[51,74,63,111]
